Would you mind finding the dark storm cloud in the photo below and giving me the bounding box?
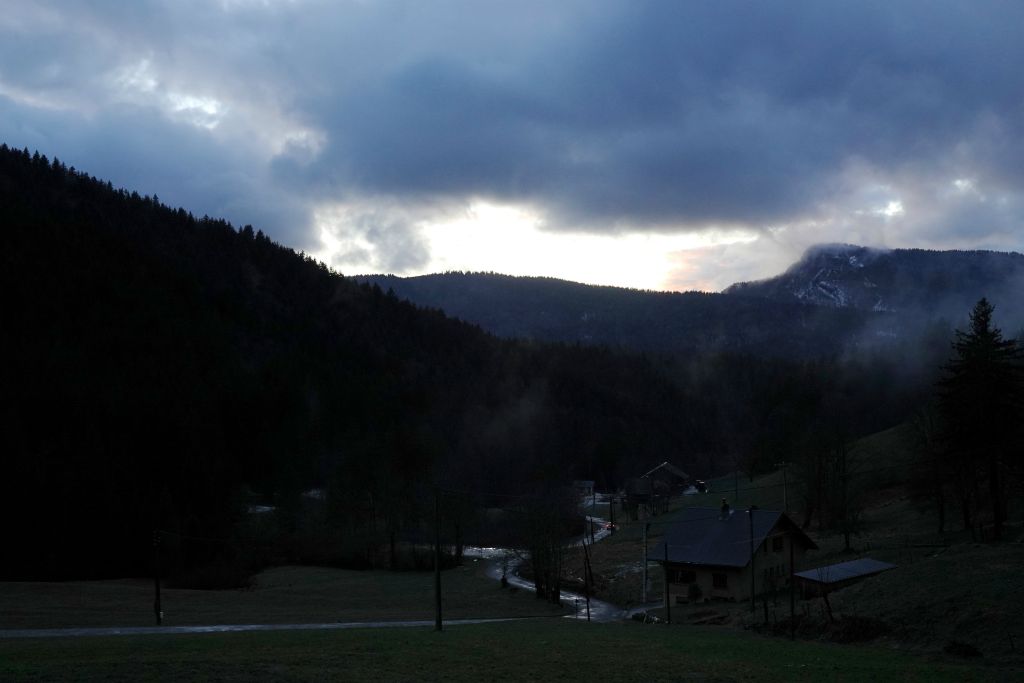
[3,0,1024,262]
[278,0,1024,231]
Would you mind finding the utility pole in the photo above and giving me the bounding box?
[152,530,162,626]
[663,542,671,624]
[789,530,796,640]
[581,538,592,622]
[734,468,739,506]
[775,462,789,512]
[642,523,649,604]
[748,507,756,613]
[434,486,443,632]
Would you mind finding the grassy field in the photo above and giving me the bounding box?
[829,541,1024,661]
[0,561,565,630]
[5,423,1021,676]
[0,618,1009,682]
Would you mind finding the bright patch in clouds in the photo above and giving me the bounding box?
[425,204,758,290]
[877,200,904,218]
[316,200,758,291]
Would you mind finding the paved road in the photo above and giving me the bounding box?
[0,617,550,639]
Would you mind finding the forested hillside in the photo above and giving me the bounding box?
[0,146,697,579]
[355,272,879,358]
[1,146,948,583]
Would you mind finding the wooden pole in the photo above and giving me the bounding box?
[434,486,442,632]
[748,508,755,613]
[581,538,592,622]
[775,462,789,512]
[642,523,648,604]
[663,542,671,624]
[152,530,162,626]
[789,530,796,640]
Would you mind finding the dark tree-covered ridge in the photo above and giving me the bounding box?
[354,271,877,358]
[0,144,700,579]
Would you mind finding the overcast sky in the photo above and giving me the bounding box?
[3,1,1023,291]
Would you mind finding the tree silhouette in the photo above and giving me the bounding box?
[938,298,1022,539]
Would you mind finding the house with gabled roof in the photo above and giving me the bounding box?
[651,507,817,604]
[642,461,690,492]
[624,461,691,519]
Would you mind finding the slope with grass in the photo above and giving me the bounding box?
[583,422,1024,664]
[0,619,1000,682]
[0,563,564,631]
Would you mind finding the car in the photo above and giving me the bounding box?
[694,480,708,493]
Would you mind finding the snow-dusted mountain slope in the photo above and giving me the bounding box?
[725,244,1024,329]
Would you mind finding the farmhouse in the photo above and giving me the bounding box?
[641,461,690,493]
[652,507,817,604]
[624,461,690,518]
[571,480,595,499]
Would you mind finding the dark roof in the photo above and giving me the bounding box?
[642,461,689,481]
[793,558,896,585]
[651,507,817,569]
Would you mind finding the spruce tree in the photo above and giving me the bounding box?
[938,298,1022,539]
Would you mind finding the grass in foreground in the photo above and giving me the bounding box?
[0,619,1006,682]
[0,561,564,630]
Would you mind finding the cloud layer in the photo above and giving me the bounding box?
[3,1,1023,288]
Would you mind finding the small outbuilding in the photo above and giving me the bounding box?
[793,557,896,597]
[652,507,817,604]
[572,480,595,499]
[642,461,690,493]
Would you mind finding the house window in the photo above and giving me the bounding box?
[671,568,696,583]
[712,572,728,589]
[773,536,784,552]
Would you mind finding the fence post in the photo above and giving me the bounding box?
[434,486,442,632]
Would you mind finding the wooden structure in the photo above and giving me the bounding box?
[793,557,896,597]
[652,507,817,604]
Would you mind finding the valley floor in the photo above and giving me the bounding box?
[0,619,1008,682]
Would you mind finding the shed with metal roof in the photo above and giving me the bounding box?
[793,558,896,596]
